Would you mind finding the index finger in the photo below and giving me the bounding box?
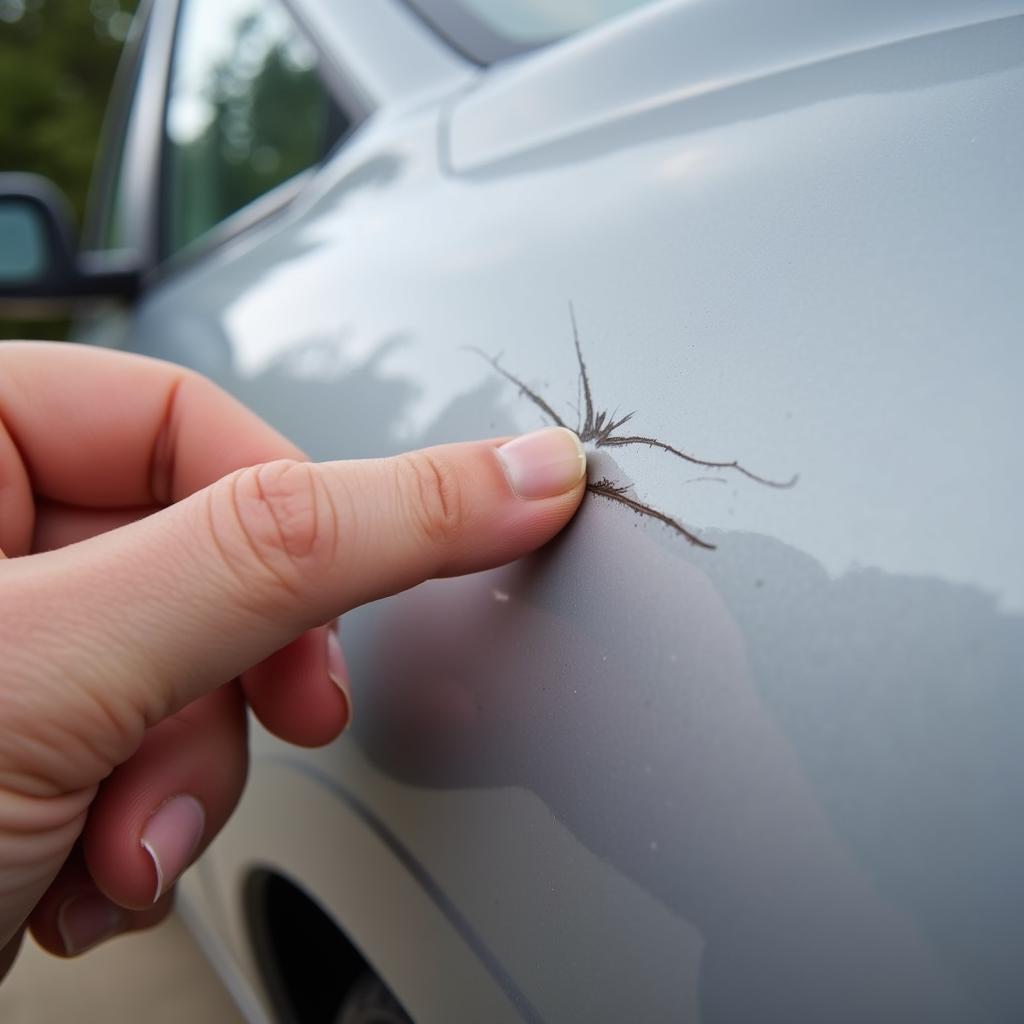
[0,341,303,553]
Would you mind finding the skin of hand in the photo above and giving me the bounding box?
[0,341,587,976]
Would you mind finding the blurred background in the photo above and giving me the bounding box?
[0,0,136,341]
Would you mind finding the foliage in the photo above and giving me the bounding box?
[166,10,336,254]
[0,0,137,339]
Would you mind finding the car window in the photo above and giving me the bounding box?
[163,0,350,257]
[403,0,655,62]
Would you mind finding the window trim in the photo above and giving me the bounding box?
[154,167,313,281]
[80,0,179,271]
[81,1,151,253]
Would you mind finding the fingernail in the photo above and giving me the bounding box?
[58,894,125,956]
[326,629,352,728]
[140,794,205,903]
[496,427,587,499]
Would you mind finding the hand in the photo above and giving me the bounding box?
[0,341,586,976]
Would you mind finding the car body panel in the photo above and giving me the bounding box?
[87,1,1024,1020]
[446,0,1024,169]
[291,0,475,109]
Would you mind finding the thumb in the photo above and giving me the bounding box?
[7,427,586,745]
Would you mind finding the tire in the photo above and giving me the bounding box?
[334,971,414,1024]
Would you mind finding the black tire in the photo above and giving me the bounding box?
[334,971,414,1024]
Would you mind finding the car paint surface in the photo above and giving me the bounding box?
[95,0,1024,1020]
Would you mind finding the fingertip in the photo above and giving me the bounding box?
[242,626,350,747]
[494,427,587,500]
[56,892,127,957]
[307,433,588,609]
[50,890,175,958]
[140,794,206,904]
[83,686,247,910]
[325,627,353,729]
[27,847,175,959]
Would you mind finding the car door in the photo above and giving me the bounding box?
[82,1,1024,1022]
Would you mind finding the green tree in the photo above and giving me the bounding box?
[166,15,336,255]
[0,0,137,339]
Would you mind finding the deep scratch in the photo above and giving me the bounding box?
[570,303,595,436]
[463,346,566,428]
[587,478,716,549]
[469,309,796,547]
[599,435,798,488]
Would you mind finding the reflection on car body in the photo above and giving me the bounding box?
[2,0,1023,1020]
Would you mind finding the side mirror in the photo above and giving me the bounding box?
[0,173,139,316]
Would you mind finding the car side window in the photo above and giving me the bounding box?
[163,0,350,257]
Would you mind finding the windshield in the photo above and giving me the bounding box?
[403,0,655,63]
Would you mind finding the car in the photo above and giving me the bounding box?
[3,0,1024,1020]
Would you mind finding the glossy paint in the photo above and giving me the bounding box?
[99,0,1024,1019]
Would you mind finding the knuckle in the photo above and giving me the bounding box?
[207,459,335,596]
[398,450,466,548]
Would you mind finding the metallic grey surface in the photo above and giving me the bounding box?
[447,0,1024,168]
[297,0,475,108]
[98,0,1024,1019]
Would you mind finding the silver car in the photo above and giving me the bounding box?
[2,0,1023,1020]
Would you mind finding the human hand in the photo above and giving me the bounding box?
[0,342,586,976]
